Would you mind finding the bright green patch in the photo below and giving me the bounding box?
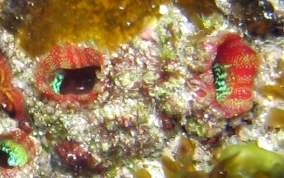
[0,139,28,167]
[50,72,64,94]
[212,63,231,102]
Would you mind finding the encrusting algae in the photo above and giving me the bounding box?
[0,0,171,57]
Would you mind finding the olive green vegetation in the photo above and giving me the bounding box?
[259,84,284,100]
[183,117,207,137]
[161,137,207,178]
[43,119,69,145]
[133,168,152,178]
[132,137,207,178]
[210,142,284,178]
[0,0,171,57]
[161,156,207,178]
[265,107,284,128]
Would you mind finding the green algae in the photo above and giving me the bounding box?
[184,117,207,137]
[161,156,207,178]
[0,0,171,57]
[210,142,284,178]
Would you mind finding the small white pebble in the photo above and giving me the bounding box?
[46,106,55,114]
[159,4,169,14]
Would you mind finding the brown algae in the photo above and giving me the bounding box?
[0,0,171,56]
[161,137,207,178]
[265,107,284,128]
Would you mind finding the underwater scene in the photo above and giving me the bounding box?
[0,0,284,177]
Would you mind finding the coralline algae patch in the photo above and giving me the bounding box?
[0,0,172,57]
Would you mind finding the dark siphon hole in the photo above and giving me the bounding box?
[0,150,11,169]
[51,66,100,95]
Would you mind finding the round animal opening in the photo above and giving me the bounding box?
[50,66,100,95]
[35,43,105,103]
[0,149,10,168]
